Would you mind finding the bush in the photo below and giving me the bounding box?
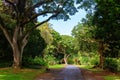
[33,56,47,66]
[90,55,99,65]
[68,58,74,64]
[22,56,33,66]
[117,58,120,72]
[22,56,47,67]
[104,58,118,72]
[44,54,57,65]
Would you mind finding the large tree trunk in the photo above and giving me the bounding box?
[11,27,28,69]
[12,45,22,69]
[0,25,28,69]
[12,40,28,69]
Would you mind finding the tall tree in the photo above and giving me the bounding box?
[81,0,120,68]
[0,0,78,69]
[93,0,120,58]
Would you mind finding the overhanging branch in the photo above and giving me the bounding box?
[23,13,59,40]
[22,10,59,26]
[34,13,59,29]
[4,0,18,13]
[26,0,53,14]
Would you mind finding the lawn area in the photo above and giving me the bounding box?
[0,67,45,80]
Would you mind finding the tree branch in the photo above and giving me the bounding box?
[34,13,59,29]
[23,13,59,40]
[22,10,58,26]
[22,9,60,26]
[27,0,53,12]
[0,16,13,46]
[4,0,18,13]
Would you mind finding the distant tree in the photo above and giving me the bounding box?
[57,35,74,64]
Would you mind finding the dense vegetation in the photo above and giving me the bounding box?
[0,0,120,75]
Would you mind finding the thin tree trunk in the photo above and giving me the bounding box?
[63,54,67,65]
[98,41,104,69]
[63,54,71,65]
[64,58,68,65]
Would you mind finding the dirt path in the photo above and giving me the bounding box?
[35,65,104,80]
[81,69,104,80]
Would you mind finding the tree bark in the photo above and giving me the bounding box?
[63,54,67,65]
[63,54,71,65]
[11,27,28,69]
[0,26,28,69]
[12,38,28,69]
[12,45,22,69]
[98,41,104,69]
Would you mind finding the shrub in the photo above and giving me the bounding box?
[117,58,120,72]
[90,55,99,65]
[104,58,118,72]
[33,56,47,66]
[68,58,74,64]
[44,54,57,65]
[22,56,34,66]
[22,56,47,67]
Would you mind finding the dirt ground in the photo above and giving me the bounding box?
[34,65,119,80]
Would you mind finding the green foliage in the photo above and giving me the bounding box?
[49,64,65,69]
[44,54,57,65]
[60,35,75,54]
[72,23,98,53]
[90,54,99,65]
[92,0,120,58]
[78,52,99,66]
[104,75,120,80]
[104,58,119,72]
[22,56,47,67]
[33,56,47,66]
[39,23,53,44]
[0,30,12,67]
[24,29,46,58]
[78,0,120,71]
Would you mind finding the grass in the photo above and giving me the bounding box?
[49,64,65,69]
[104,75,120,80]
[79,65,94,69]
[0,67,45,80]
